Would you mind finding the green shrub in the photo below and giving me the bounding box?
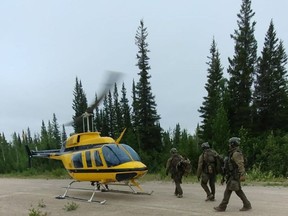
[28,207,49,216]
[248,164,276,181]
[63,201,79,211]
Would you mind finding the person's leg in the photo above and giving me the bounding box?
[235,189,252,211]
[175,179,183,198]
[201,173,211,200]
[214,187,232,211]
[208,174,216,200]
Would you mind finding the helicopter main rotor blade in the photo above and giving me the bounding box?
[87,71,123,113]
[64,71,123,127]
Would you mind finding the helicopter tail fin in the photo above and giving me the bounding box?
[116,128,127,144]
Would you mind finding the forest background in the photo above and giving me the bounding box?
[1,0,288,178]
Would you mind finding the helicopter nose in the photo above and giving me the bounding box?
[115,161,148,181]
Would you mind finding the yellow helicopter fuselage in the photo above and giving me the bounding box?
[45,132,148,183]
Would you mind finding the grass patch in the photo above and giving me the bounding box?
[0,168,70,179]
[63,201,79,211]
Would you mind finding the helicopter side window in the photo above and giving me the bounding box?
[72,153,83,168]
[121,144,141,161]
[94,151,103,166]
[85,151,92,168]
[102,144,131,167]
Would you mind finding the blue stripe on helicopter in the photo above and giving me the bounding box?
[67,167,148,173]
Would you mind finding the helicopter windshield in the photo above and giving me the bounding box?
[121,144,141,161]
[102,144,132,167]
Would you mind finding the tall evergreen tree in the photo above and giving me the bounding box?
[113,83,122,136]
[199,38,224,143]
[0,133,8,172]
[40,121,49,149]
[105,90,114,137]
[211,104,230,153]
[227,0,257,134]
[173,123,181,149]
[52,113,61,147]
[72,77,88,133]
[120,82,131,129]
[134,19,162,154]
[61,124,67,144]
[101,95,110,136]
[253,21,288,134]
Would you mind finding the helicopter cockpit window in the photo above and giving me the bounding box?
[102,144,132,167]
[72,153,83,168]
[121,144,141,161]
[94,151,103,166]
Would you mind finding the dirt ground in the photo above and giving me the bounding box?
[0,178,287,216]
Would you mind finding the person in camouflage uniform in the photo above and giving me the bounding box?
[214,137,252,212]
[166,148,184,198]
[197,142,221,201]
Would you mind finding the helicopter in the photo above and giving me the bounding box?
[25,71,151,203]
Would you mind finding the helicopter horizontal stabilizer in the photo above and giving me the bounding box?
[30,149,62,160]
[25,144,62,162]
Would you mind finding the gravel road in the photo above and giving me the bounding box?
[0,178,287,216]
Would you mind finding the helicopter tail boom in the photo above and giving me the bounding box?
[25,144,62,167]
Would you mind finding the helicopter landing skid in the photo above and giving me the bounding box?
[56,180,106,204]
[99,181,153,195]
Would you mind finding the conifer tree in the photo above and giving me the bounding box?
[173,123,181,149]
[61,124,67,144]
[101,95,110,136]
[134,19,162,154]
[199,38,225,143]
[119,83,131,129]
[72,77,88,133]
[253,21,288,133]
[52,113,61,147]
[106,90,114,137]
[227,0,257,134]
[40,120,49,149]
[0,133,7,172]
[113,83,122,136]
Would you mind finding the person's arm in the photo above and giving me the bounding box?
[196,154,203,180]
[232,151,246,181]
[166,158,172,175]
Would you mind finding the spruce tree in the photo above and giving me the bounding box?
[61,124,67,144]
[72,77,88,133]
[52,113,61,147]
[227,0,257,134]
[134,19,162,159]
[199,38,225,143]
[113,83,122,136]
[119,82,131,129]
[253,21,288,134]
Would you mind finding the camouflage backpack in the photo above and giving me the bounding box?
[177,158,192,177]
[203,149,223,175]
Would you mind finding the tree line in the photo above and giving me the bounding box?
[1,0,287,177]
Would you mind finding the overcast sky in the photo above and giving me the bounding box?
[1,0,288,141]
